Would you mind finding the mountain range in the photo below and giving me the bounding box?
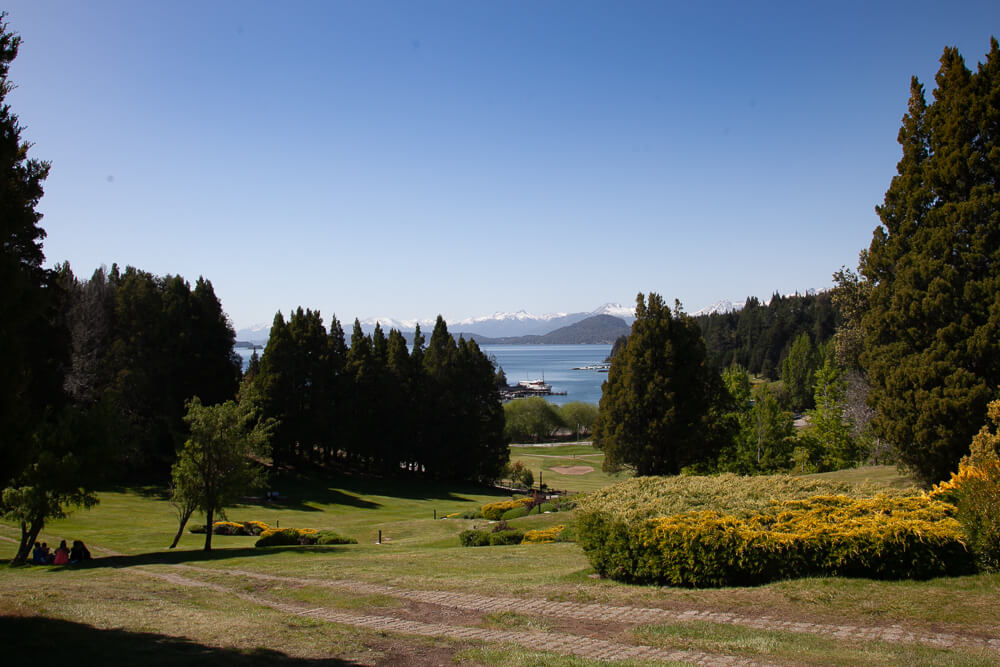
[236,303,637,345]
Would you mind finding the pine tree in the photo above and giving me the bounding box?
[593,293,722,475]
[862,40,1000,485]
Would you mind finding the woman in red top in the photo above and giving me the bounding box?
[52,540,70,565]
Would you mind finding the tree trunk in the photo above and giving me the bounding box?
[203,507,214,551]
[12,519,43,565]
[168,505,195,549]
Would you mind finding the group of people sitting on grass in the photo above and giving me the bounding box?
[31,539,91,565]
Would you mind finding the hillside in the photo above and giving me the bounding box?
[461,314,630,345]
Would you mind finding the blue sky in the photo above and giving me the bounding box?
[5,1,999,329]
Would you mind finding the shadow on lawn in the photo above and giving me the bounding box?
[0,614,358,665]
[69,545,353,569]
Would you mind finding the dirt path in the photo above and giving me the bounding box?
[5,533,1000,663]
[173,564,1000,653]
[134,566,759,666]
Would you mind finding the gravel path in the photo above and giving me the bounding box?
[174,564,1000,653]
[5,532,999,663]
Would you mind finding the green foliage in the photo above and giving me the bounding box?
[799,358,860,471]
[862,40,1000,486]
[488,529,526,546]
[931,400,1000,571]
[253,527,357,547]
[578,494,972,587]
[593,293,726,476]
[170,398,272,550]
[458,529,491,547]
[578,472,910,523]
[249,312,508,483]
[500,506,529,520]
[503,397,564,443]
[503,460,534,489]
[718,368,795,474]
[481,497,532,521]
[557,402,598,440]
[696,292,837,380]
[781,333,819,412]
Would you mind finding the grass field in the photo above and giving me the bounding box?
[3,463,999,665]
[508,443,627,493]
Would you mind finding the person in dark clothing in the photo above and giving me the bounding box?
[69,540,91,563]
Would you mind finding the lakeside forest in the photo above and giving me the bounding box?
[4,7,1000,590]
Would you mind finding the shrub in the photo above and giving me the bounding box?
[488,529,525,546]
[522,525,565,544]
[315,530,357,545]
[578,493,972,587]
[459,529,491,547]
[212,521,247,535]
[244,520,270,536]
[482,497,532,521]
[459,509,483,519]
[931,399,1000,571]
[577,473,911,523]
[254,527,324,547]
[501,506,529,521]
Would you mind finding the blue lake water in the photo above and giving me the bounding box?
[235,343,612,406]
[482,344,611,406]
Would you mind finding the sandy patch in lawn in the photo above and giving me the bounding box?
[549,465,594,475]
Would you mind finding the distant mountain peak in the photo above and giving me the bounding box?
[692,300,744,317]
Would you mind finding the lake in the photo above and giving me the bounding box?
[235,343,612,406]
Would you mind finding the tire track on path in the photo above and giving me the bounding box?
[134,567,761,666]
[176,564,1000,653]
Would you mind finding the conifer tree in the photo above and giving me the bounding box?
[862,40,1000,485]
[593,293,722,475]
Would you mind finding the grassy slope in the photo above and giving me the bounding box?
[3,463,999,666]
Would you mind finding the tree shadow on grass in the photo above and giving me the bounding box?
[67,545,353,569]
[1,614,358,665]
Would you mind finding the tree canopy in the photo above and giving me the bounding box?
[862,39,1000,485]
[593,293,724,476]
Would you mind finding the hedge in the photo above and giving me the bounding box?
[255,528,357,548]
[482,498,533,521]
[577,494,973,587]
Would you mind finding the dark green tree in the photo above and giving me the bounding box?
[593,293,723,475]
[169,398,271,551]
[780,332,818,412]
[862,40,1000,485]
[0,16,98,562]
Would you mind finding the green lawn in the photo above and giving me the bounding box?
[4,464,996,666]
[508,443,628,493]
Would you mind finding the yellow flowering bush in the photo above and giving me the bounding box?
[482,497,533,521]
[578,480,972,587]
[930,399,1000,571]
[521,525,565,544]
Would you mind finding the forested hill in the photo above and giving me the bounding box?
[695,291,837,379]
[461,314,630,345]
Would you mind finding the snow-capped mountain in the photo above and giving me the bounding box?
[691,300,745,317]
[355,304,636,339]
[235,323,272,345]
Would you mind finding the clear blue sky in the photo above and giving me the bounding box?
[5,1,999,329]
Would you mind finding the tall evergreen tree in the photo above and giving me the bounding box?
[0,15,98,562]
[593,293,722,475]
[862,40,1000,485]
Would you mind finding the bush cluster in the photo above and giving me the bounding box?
[930,399,1000,571]
[481,497,533,520]
[521,525,565,544]
[578,473,909,523]
[578,493,972,587]
[189,520,271,536]
[459,521,525,547]
[254,528,357,548]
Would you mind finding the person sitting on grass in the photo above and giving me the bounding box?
[69,540,91,563]
[52,540,70,565]
[31,541,47,565]
[39,542,52,564]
